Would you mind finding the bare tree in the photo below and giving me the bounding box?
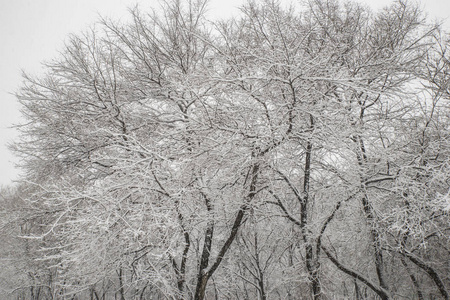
[7,0,449,299]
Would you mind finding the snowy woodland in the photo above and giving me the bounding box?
[0,0,449,299]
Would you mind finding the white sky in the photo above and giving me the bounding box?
[0,0,449,186]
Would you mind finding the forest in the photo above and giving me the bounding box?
[0,0,449,299]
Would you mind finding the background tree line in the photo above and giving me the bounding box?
[1,0,449,299]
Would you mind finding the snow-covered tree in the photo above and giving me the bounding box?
[6,0,449,299]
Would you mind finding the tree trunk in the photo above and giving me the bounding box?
[354,134,388,294]
[194,274,209,300]
[302,116,322,299]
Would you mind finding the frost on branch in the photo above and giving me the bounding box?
[2,0,449,299]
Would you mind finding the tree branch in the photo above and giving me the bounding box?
[321,245,390,300]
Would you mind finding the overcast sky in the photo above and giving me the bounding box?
[0,0,449,186]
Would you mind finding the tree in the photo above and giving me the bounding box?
[8,0,449,299]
